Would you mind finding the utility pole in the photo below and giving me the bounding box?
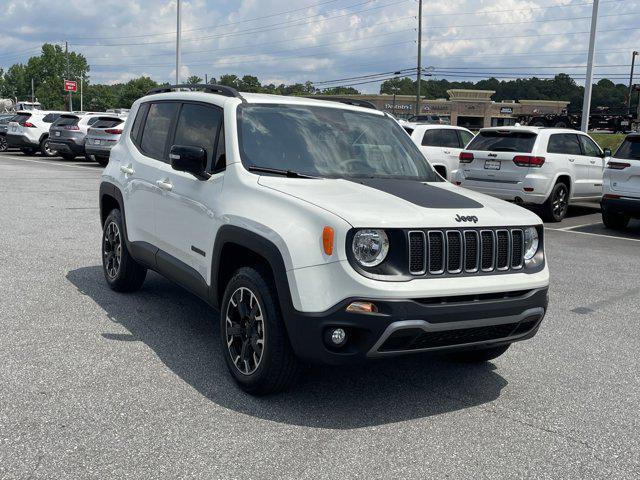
[205,73,208,84]
[176,0,182,85]
[580,0,599,132]
[80,74,83,111]
[415,0,423,116]
[31,78,34,103]
[65,41,72,111]
[628,51,638,114]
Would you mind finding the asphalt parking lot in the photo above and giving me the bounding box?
[1,151,639,479]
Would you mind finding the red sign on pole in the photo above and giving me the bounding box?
[64,80,77,92]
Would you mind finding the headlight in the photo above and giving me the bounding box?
[352,229,389,267]
[523,227,539,260]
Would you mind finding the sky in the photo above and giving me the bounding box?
[0,0,639,92]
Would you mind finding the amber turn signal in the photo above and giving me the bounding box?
[346,301,378,314]
[322,226,334,255]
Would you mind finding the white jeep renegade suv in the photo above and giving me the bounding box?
[99,85,550,394]
[455,126,608,222]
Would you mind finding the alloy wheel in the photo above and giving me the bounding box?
[552,185,568,219]
[0,137,7,152]
[225,287,265,375]
[103,221,122,279]
[43,139,56,156]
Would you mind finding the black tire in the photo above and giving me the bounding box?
[102,209,147,292]
[39,136,57,157]
[84,153,94,162]
[446,344,511,363]
[553,121,568,128]
[602,211,629,230]
[61,152,77,160]
[541,182,569,222]
[21,147,36,155]
[0,136,7,152]
[220,266,300,395]
[95,156,109,167]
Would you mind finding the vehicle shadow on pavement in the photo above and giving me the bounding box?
[67,266,508,430]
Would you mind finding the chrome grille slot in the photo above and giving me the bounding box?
[496,230,510,270]
[408,231,426,274]
[511,229,524,269]
[464,231,479,272]
[480,230,495,271]
[446,231,463,273]
[428,231,445,274]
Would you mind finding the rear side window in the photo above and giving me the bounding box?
[467,131,537,153]
[578,135,601,157]
[93,118,124,129]
[422,129,460,148]
[615,136,640,160]
[458,130,474,146]
[140,102,179,161]
[547,134,582,155]
[54,115,80,127]
[172,103,223,172]
[130,103,149,146]
[42,113,61,123]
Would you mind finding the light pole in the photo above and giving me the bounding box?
[415,0,423,116]
[390,71,402,117]
[580,0,599,132]
[628,51,638,114]
[176,0,182,85]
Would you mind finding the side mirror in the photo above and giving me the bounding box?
[603,148,612,158]
[169,145,210,180]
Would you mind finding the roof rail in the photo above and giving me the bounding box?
[146,84,243,99]
[310,96,378,110]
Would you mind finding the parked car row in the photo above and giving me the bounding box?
[4,109,127,166]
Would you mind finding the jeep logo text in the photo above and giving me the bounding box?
[455,214,478,223]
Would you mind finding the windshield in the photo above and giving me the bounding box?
[237,104,439,181]
[467,130,537,153]
[614,136,640,160]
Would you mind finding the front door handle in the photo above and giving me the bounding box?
[156,179,173,191]
[120,164,134,175]
[590,160,596,164]
[568,158,575,162]
[443,150,451,154]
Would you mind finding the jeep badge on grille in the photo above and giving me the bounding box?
[455,214,478,223]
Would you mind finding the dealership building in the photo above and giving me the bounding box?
[339,90,569,129]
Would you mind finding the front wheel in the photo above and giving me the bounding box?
[602,211,629,230]
[446,344,511,363]
[61,152,77,160]
[0,136,7,152]
[102,209,147,292]
[95,156,109,167]
[541,182,569,222]
[20,147,36,155]
[220,267,300,395]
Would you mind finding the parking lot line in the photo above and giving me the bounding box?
[545,227,640,243]
[0,154,100,171]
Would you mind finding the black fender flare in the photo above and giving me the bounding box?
[210,225,294,316]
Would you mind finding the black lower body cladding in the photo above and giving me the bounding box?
[284,288,549,365]
[601,196,640,218]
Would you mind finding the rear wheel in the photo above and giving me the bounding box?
[602,211,629,230]
[0,136,7,152]
[39,137,56,157]
[220,267,300,395]
[541,182,569,222]
[61,152,76,160]
[20,147,36,155]
[102,209,147,292]
[446,344,510,363]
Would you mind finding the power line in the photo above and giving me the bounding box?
[423,0,623,17]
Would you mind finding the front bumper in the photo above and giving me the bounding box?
[285,287,548,365]
[601,195,640,217]
[6,134,39,148]
[49,139,86,156]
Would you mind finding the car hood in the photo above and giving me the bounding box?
[257,176,541,228]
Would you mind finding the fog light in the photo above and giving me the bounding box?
[346,301,378,314]
[330,328,346,346]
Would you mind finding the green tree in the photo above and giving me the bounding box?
[320,86,360,95]
[186,75,203,85]
[117,76,158,108]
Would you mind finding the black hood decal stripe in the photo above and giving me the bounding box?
[347,178,483,209]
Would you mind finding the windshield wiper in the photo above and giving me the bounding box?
[247,166,316,178]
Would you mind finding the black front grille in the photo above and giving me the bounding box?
[408,228,526,276]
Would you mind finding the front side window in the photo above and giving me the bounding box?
[173,103,223,172]
[547,134,582,155]
[578,135,601,157]
[467,131,537,153]
[614,136,640,160]
[237,104,439,181]
[422,129,460,148]
[140,102,179,161]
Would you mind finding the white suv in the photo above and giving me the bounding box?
[6,110,66,156]
[455,127,607,222]
[601,133,640,229]
[99,85,550,394]
[403,123,474,181]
